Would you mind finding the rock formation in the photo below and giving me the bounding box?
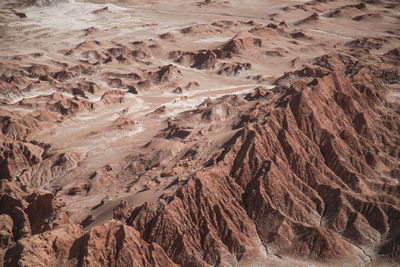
[1,0,399,266]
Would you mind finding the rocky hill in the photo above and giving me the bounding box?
[0,0,399,266]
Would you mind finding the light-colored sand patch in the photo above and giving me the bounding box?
[306,28,353,39]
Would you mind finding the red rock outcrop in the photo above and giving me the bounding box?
[1,12,399,264]
[154,64,181,82]
[181,24,222,37]
[0,214,13,249]
[100,90,125,104]
[69,220,177,267]
[217,62,251,76]
[4,224,82,267]
[0,181,70,249]
[115,48,400,265]
[52,64,93,82]
[171,49,232,70]
[294,12,319,25]
[7,181,66,217]
[16,93,97,116]
[223,31,263,54]
[191,50,218,70]
[0,62,31,102]
[0,139,43,180]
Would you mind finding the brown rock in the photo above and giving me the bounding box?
[80,214,95,228]
[155,64,180,82]
[70,220,177,267]
[120,51,400,266]
[0,140,43,180]
[191,50,217,69]
[53,96,96,115]
[100,90,125,104]
[4,225,82,267]
[295,12,319,25]
[136,80,152,90]
[223,31,262,54]
[217,62,251,76]
[0,214,13,249]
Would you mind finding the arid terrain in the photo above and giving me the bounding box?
[0,0,399,266]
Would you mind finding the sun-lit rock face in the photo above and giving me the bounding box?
[0,0,399,266]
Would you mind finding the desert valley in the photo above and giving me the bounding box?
[0,0,399,266]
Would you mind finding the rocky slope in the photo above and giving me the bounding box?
[1,0,400,266]
[119,47,400,266]
[2,42,399,266]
